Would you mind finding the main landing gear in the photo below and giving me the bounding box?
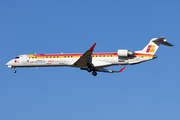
[13,67,17,73]
[87,68,91,72]
[92,71,97,76]
[86,62,97,76]
[86,67,97,76]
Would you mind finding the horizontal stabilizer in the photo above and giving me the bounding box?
[152,37,174,46]
[161,41,173,46]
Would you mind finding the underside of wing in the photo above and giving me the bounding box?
[81,66,126,73]
[97,66,126,73]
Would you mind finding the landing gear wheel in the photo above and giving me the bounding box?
[92,71,97,76]
[13,70,17,73]
[87,68,91,72]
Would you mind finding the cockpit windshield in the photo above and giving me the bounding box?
[15,56,20,59]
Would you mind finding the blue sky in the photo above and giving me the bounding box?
[1,0,179,120]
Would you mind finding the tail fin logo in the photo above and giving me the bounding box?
[146,45,155,53]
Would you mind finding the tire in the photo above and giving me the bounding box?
[92,71,97,76]
[87,68,91,72]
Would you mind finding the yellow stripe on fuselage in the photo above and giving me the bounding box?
[135,54,153,58]
[26,54,118,58]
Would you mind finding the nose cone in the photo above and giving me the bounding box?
[6,60,13,68]
[6,61,10,66]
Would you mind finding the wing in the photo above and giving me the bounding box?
[81,66,126,73]
[73,43,96,68]
[96,66,126,73]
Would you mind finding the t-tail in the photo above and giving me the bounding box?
[135,37,173,56]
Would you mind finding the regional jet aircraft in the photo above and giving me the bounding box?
[6,37,173,76]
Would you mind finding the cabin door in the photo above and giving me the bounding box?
[22,55,28,64]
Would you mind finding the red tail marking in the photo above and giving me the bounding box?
[146,45,152,53]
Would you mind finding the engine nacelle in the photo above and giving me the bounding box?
[117,49,134,57]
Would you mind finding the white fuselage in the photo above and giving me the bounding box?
[6,53,154,68]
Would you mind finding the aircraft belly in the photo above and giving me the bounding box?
[92,61,112,68]
[92,57,119,66]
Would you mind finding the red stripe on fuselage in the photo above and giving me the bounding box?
[34,53,118,57]
[134,53,153,56]
[33,53,153,57]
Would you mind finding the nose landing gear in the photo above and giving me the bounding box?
[13,67,17,73]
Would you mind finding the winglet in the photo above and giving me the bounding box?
[89,43,96,51]
[119,66,126,72]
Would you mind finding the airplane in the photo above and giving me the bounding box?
[6,37,173,76]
